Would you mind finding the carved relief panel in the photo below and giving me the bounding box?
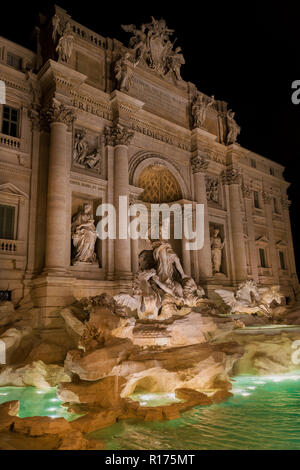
[73,129,102,174]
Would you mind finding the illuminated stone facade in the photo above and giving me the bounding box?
[0,6,298,328]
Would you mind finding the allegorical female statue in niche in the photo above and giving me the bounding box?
[210,227,225,274]
[71,203,98,264]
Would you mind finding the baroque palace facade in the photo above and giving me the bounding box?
[0,5,298,328]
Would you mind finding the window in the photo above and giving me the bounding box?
[251,159,257,168]
[0,204,15,239]
[259,248,267,268]
[6,52,22,70]
[270,167,275,176]
[2,106,19,137]
[273,197,279,214]
[279,251,286,270]
[253,190,260,209]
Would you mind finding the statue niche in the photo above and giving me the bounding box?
[210,225,226,276]
[71,203,98,265]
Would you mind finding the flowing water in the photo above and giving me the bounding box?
[1,374,300,449]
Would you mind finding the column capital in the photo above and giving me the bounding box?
[104,123,134,147]
[190,152,209,174]
[262,191,272,205]
[281,195,291,210]
[45,98,75,129]
[221,165,241,185]
[241,184,252,199]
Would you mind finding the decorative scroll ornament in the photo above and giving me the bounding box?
[221,166,242,185]
[45,98,75,128]
[226,109,241,145]
[262,191,272,204]
[192,94,215,128]
[104,124,134,146]
[121,17,185,81]
[281,196,291,209]
[190,154,209,173]
[28,109,41,132]
[241,184,252,199]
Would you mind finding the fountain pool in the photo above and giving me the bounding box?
[0,386,80,421]
[88,373,300,450]
[1,373,300,449]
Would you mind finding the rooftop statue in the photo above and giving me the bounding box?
[226,109,241,145]
[121,17,185,81]
[192,94,215,128]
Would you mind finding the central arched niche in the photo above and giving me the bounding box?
[138,164,182,203]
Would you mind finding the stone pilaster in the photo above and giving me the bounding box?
[221,166,247,282]
[281,196,299,289]
[243,185,259,283]
[44,99,75,273]
[191,152,212,280]
[263,191,279,283]
[104,124,134,279]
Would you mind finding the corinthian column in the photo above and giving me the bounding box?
[105,124,134,279]
[191,152,212,280]
[222,166,247,282]
[44,99,75,273]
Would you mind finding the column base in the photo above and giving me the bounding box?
[31,275,76,329]
[114,271,133,281]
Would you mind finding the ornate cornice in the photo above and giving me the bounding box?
[190,154,209,173]
[221,166,241,185]
[45,98,75,128]
[104,124,134,147]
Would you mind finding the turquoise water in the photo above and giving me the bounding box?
[0,386,79,421]
[130,392,184,407]
[1,374,300,449]
[88,374,300,450]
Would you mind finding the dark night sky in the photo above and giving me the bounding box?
[1,0,300,276]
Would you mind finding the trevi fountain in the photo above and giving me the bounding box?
[0,6,299,451]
